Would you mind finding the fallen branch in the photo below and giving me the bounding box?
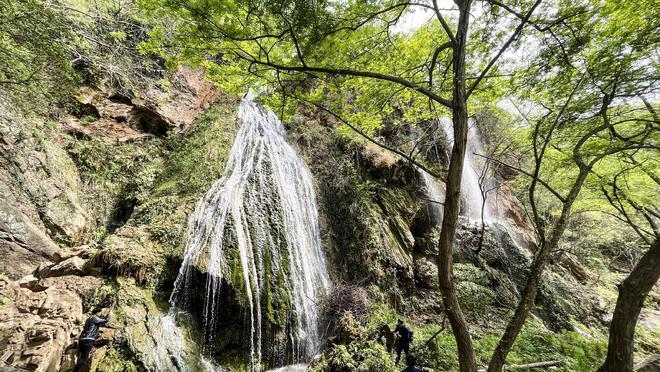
[424,316,446,347]
[507,360,562,370]
[477,360,561,372]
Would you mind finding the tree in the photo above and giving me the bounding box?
[0,0,78,103]
[140,0,548,370]
[486,1,658,368]
[595,137,659,370]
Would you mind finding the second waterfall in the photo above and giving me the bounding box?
[170,97,330,370]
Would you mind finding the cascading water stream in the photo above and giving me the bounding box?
[419,170,445,225]
[418,118,511,228]
[437,118,501,222]
[417,119,524,298]
[169,97,330,370]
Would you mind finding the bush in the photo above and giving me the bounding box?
[312,340,395,372]
[320,283,371,341]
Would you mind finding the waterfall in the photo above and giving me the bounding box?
[439,118,500,222]
[419,170,445,225]
[144,312,188,371]
[169,97,330,370]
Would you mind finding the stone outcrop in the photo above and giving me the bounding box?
[0,274,103,372]
[132,66,220,133]
[37,256,89,279]
[0,201,59,280]
[0,96,90,278]
[61,66,220,142]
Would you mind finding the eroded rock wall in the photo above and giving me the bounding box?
[0,66,233,371]
[0,96,90,279]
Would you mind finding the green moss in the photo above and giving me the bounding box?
[152,103,237,198]
[417,319,607,371]
[95,346,143,372]
[453,264,497,315]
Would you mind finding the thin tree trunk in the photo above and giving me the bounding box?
[487,240,553,371]
[488,168,590,372]
[436,2,477,371]
[598,238,660,372]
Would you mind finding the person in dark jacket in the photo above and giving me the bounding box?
[402,354,422,372]
[73,306,111,372]
[394,319,413,365]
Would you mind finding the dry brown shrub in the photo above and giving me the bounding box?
[319,283,371,340]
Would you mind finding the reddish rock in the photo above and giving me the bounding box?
[0,275,103,371]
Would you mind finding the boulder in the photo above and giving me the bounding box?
[17,275,46,292]
[41,257,88,278]
[414,255,439,289]
[0,199,58,279]
[52,244,94,264]
[635,354,660,372]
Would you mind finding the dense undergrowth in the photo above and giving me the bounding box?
[315,302,608,371]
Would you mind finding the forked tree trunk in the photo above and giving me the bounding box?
[436,2,477,371]
[598,238,660,372]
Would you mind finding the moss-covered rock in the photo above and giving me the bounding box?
[287,108,422,299]
[104,278,207,371]
[0,96,97,279]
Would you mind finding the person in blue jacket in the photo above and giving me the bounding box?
[395,319,413,365]
[73,306,111,372]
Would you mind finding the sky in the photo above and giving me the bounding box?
[392,0,458,33]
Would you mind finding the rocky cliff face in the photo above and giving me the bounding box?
[0,95,89,279]
[0,66,230,372]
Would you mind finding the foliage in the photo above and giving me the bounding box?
[67,137,166,236]
[0,0,78,105]
[64,0,164,95]
[132,100,237,254]
[329,303,607,371]
[312,312,396,372]
[454,264,497,316]
[1,0,162,108]
[414,320,607,370]
[95,346,143,372]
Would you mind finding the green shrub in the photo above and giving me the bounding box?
[454,264,496,315]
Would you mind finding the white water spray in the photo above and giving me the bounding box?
[170,97,329,370]
[419,170,445,224]
[438,118,501,222]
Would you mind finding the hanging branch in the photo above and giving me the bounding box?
[300,98,444,179]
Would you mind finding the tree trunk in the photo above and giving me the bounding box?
[488,168,590,372]
[487,239,554,372]
[598,238,660,372]
[436,2,477,371]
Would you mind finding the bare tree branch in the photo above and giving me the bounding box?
[467,0,542,97]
